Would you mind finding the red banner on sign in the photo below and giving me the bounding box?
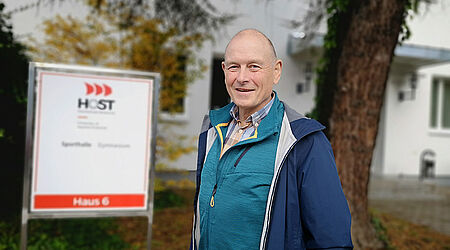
[34,194,145,209]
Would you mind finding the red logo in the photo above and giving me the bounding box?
[85,82,112,96]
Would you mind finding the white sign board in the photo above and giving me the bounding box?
[29,67,156,212]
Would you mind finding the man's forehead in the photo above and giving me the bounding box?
[223,57,266,65]
[224,50,268,65]
[225,29,276,60]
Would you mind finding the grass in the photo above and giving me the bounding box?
[0,217,131,250]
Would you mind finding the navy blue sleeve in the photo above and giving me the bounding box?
[299,132,353,249]
[189,129,208,250]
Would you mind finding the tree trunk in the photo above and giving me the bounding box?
[329,0,406,248]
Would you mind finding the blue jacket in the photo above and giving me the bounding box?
[191,101,353,250]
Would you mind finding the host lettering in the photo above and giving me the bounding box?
[78,98,115,110]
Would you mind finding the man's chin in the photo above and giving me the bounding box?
[233,102,258,114]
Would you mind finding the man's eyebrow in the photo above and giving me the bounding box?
[223,60,237,65]
[224,59,266,65]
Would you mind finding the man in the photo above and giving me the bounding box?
[190,29,353,250]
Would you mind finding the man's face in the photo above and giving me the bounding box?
[222,32,282,119]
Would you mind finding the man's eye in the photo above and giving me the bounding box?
[249,65,261,71]
[228,66,239,71]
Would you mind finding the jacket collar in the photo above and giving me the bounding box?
[209,92,283,140]
[206,95,326,141]
[209,102,234,127]
[282,103,325,140]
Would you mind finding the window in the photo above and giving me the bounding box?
[210,57,230,110]
[159,55,188,121]
[430,78,450,130]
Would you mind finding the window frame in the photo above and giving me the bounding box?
[429,77,450,135]
[158,53,189,122]
[159,95,189,122]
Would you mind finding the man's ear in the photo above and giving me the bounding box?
[222,61,226,72]
[273,59,283,84]
[222,62,227,84]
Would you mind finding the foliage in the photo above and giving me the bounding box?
[370,209,450,250]
[123,16,208,113]
[370,209,394,250]
[27,4,208,113]
[164,178,196,189]
[156,133,197,170]
[399,0,426,43]
[82,0,235,32]
[0,218,130,250]
[0,1,29,219]
[0,220,19,250]
[27,15,119,66]
[154,189,185,210]
[153,0,235,34]
[153,177,194,210]
[154,177,195,192]
[308,0,352,134]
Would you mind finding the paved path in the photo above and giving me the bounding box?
[368,177,450,235]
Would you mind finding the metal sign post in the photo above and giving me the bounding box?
[20,62,160,250]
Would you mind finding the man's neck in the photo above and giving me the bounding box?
[238,95,274,121]
[238,110,252,122]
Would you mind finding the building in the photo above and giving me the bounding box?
[164,0,450,178]
[5,0,449,177]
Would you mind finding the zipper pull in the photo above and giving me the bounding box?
[210,184,217,207]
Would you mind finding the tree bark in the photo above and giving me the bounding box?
[328,0,406,248]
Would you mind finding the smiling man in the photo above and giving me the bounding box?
[190,29,353,250]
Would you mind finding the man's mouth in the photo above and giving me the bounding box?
[236,88,254,92]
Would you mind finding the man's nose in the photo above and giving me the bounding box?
[236,67,250,83]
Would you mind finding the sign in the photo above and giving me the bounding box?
[27,65,157,212]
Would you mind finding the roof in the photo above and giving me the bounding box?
[287,32,450,67]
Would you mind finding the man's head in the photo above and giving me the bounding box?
[222,29,282,120]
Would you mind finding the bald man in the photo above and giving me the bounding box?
[190,29,353,250]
